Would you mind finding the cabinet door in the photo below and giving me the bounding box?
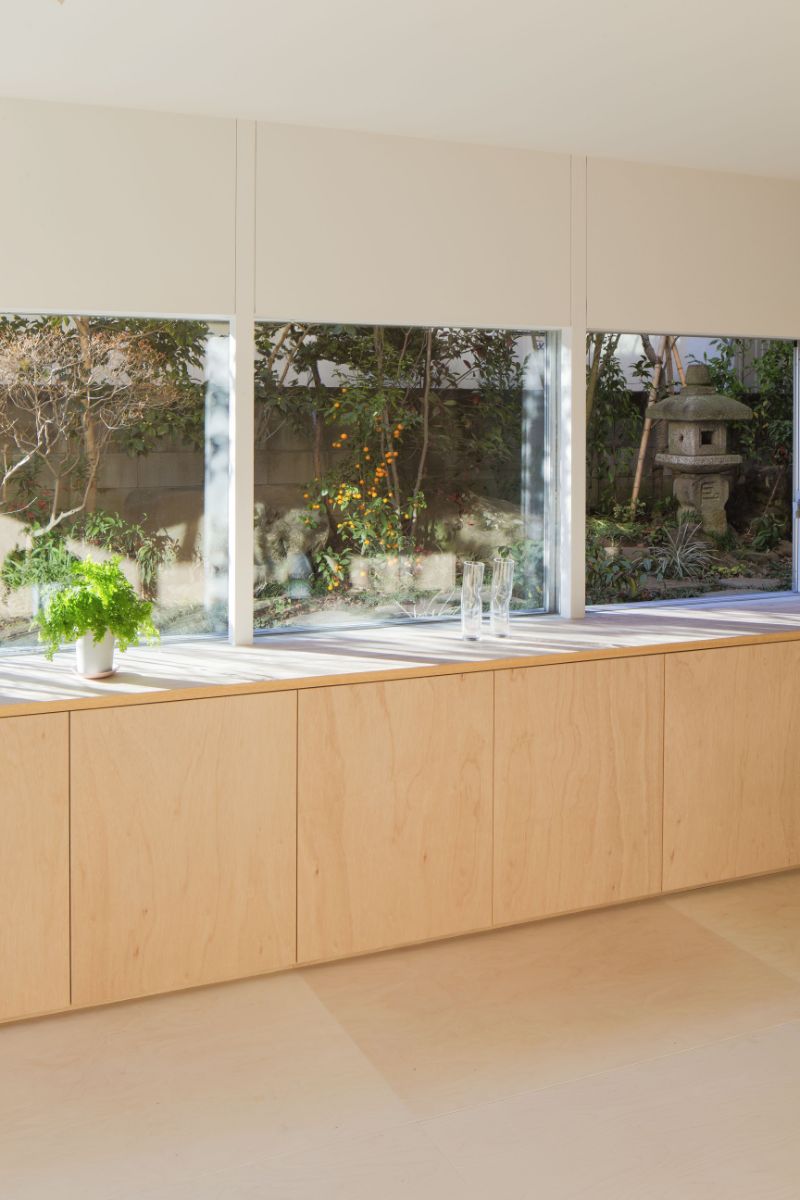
[494,656,664,925]
[0,713,69,1023]
[298,673,493,962]
[664,641,800,890]
[71,692,296,1007]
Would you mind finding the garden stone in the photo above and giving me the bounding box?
[652,364,753,534]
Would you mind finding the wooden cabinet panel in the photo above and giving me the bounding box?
[494,656,664,925]
[71,693,296,1007]
[664,642,800,890]
[0,713,69,1023]
[298,673,493,962]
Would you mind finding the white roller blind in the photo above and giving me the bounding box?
[0,99,236,317]
[587,156,800,337]
[256,122,572,330]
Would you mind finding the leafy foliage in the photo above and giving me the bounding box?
[70,510,178,599]
[701,337,793,465]
[33,557,158,660]
[0,315,207,534]
[749,511,788,552]
[585,537,650,604]
[586,333,645,508]
[494,538,545,608]
[648,523,717,580]
[255,322,537,602]
[0,534,78,594]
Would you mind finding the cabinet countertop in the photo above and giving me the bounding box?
[1,594,799,719]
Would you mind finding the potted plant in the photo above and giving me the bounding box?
[33,557,158,678]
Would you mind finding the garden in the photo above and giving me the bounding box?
[0,317,550,644]
[0,316,791,652]
[252,323,549,629]
[0,314,223,645]
[586,334,793,605]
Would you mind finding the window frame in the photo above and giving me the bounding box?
[248,321,562,639]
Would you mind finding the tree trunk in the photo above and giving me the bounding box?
[630,335,670,515]
[410,329,434,548]
[373,326,402,511]
[586,333,605,422]
[309,362,338,545]
[75,316,99,514]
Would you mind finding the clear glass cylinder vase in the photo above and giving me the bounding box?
[460,560,485,640]
[490,557,515,637]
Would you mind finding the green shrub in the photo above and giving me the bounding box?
[749,512,787,552]
[70,510,177,599]
[707,528,739,553]
[649,523,717,580]
[586,540,652,604]
[1,535,77,594]
[33,557,158,660]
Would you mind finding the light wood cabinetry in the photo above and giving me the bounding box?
[494,656,664,925]
[71,693,297,1007]
[297,673,493,962]
[2,628,798,1026]
[0,713,70,1023]
[663,642,800,890]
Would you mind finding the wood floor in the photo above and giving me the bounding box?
[4,869,800,1198]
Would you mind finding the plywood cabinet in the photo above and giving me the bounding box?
[297,673,493,962]
[494,656,664,925]
[71,693,297,1007]
[0,713,69,1023]
[663,642,800,890]
[3,628,798,1027]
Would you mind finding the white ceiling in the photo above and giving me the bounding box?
[4,0,800,178]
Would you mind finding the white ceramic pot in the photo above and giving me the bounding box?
[75,631,116,679]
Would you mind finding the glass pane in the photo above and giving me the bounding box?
[254,323,555,631]
[0,315,229,647]
[586,333,794,605]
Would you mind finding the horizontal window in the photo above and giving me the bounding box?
[586,333,794,605]
[254,322,556,631]
[0,315,229,647]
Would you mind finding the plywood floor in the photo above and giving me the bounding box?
[4,871,800,1198]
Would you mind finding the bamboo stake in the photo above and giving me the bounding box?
[630,335,669,515]
[672,338,687,386]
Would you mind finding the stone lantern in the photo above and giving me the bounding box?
[652,363,753,533]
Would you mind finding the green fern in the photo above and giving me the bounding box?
[33,557,158,660]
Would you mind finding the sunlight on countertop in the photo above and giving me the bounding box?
[1,594,799,710]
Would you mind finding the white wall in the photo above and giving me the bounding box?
[2,97,800,626]
[0,99,236,316]
[586,156,800,338]
[3,98,798,342]
[255,123,572,330]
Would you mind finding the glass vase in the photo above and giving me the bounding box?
[460,560,485,640]
[490,557,515,637]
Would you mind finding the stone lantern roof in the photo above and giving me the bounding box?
[648,363,754,422]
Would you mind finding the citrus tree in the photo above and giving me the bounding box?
[255,322,529,593]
